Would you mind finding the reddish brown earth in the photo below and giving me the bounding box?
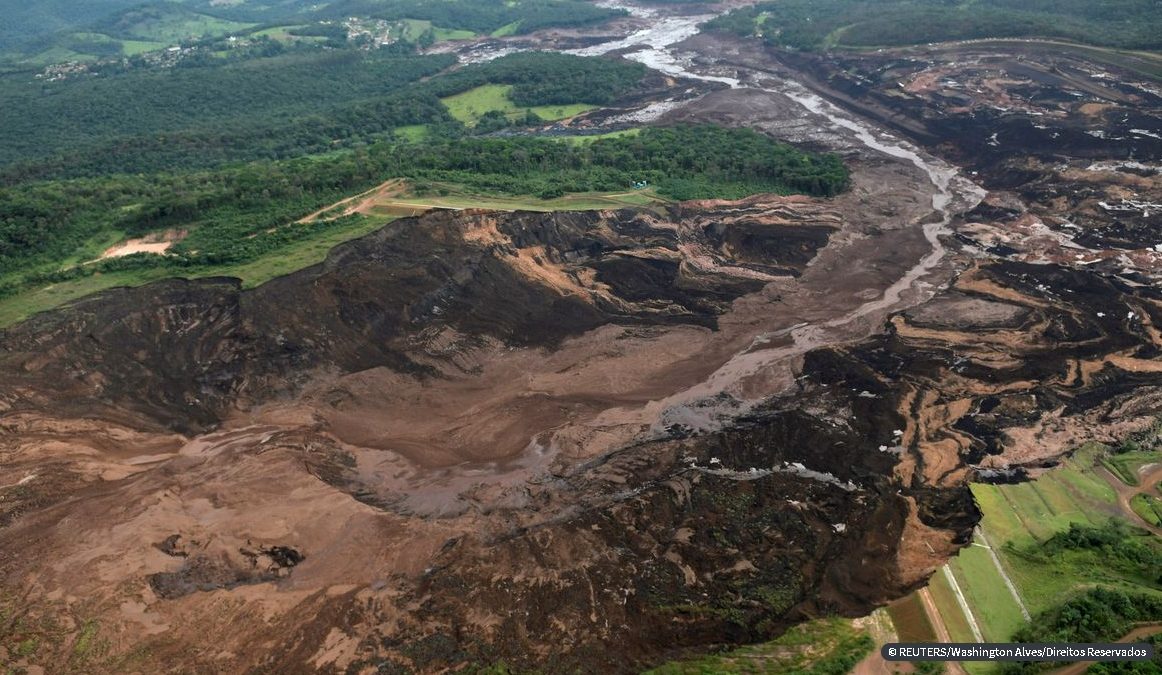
[3,21,1162,675]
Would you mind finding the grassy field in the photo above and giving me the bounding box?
[367,181,669,214]
[394,125,430,142]
[440,84,596,126]
[441,84,523,125]
[399,19,475,43]
[960,445,1159,614]
[1131,494,1162,527]
[927,572,975,643]
[1101,449,1162,486]
[890,441,1162,673]
[644,617,874,675]
[491,21,522,37]
[210,216,394,287]
[119,38,167,55]
[559,129,644,145]
[529,102,599,120]
[248,25,326,44]
[947,540,1024,642]
[0,179,669,329]
[23,47,95,65]
[59,32,167,58]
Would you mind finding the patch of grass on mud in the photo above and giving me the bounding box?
[1131,494,1162,527]
[887,593,938,643]
[644,617,874,675]
[927,573,976,643]
[1103,450,1161,487]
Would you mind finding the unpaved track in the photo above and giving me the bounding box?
[1047,624,1162,675]
[919,588,953,643]
[917,588,970,675]
[296,179,413,223]
[1096,463,1162,536]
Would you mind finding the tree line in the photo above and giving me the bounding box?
[0,51,646,181]
[0,125,848,297]
[706,0,1162,51]
[377,125,849,200]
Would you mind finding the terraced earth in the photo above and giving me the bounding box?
[1,1,1161,673]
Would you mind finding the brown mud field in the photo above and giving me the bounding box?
[3,7,1162,674]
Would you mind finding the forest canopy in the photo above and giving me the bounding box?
[0,52,645,180]
[0,125,848,296]
[706,0,1162,51]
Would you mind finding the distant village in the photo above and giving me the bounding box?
[33,18,410,83]
[36,45,195,81]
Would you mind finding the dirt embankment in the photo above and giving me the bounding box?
[3,193,1160,672]
[3,31,1162,675]
[96,229,187,261]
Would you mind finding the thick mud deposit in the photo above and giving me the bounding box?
[3,8,1162,675]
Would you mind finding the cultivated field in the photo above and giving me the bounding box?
[441,84,596,126]
[887,441,1162,673]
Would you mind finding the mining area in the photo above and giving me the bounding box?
[1,3,1160,673]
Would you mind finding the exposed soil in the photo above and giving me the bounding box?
[1096,462,1162,536]
[1048,624,1162,675]
[2,8,1162,675]
[96,229,186,261]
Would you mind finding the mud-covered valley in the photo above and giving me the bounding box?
[2,5,1162,674]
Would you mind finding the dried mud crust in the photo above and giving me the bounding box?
[0,187,963,673]
[2,217,1159,674]
[688,33,1162,280]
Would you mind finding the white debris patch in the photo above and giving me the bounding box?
[774,462,859,491]
[1086,160,1160,174]
[604,99,684,124]
[0,473,37,491]
[693,465,774,481]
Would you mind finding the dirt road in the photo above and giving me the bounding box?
[917,588,970,675]
[1095,462,1162,536]
[1047,624,1162,675]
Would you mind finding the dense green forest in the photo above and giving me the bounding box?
[1002,587,1162,674]
[0,51,645,180]
[0,125,847,299]
[422,52,648,106]
[380,126,849,199]
[0,50,453,172]
[706,0,1162,51]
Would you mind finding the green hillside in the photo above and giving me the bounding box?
[708,0,1162,51]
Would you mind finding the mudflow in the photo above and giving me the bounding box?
[2,9,1162,675]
